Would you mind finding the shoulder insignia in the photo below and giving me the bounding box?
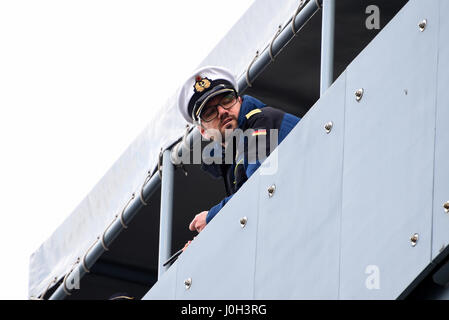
[245,108,262,119]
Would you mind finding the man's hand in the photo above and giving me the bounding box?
[182,236,197,252]
[182,240,192,252]
[189,211,208,233]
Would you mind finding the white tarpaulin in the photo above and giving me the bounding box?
[29,0,301,298]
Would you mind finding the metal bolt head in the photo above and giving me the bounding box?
[355,88,364,102]
[184,278,192,290]
[418,19,427,32]
[444,201,449,213]
[324,121,333,134]
[240,216,248,228]
[410,233,419,247]
[267,185,276,197]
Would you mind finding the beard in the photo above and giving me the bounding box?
[219,117,237,137]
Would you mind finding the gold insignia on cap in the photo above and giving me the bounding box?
[194,76,211,93]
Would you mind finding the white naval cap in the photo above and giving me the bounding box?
[177,66,238,123]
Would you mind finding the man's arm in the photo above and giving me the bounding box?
[188,194,233,233]
[206,194,233,223]
[203,115,274,225]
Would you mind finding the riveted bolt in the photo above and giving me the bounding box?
[240,216,248,228]
[268,185,276,197]
[184,278,192,290]
[324,121,333,134]
[355,88,364,102]
[410,233,419,247]
[443,201,449,213]
[418,19,427,32]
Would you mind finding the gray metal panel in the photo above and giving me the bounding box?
[340,0,438,299]
[320,0,335,96]
[143,263,177,300]
[254,73,346,299]
[432,0,449,260]
[173,173,261,299]
[142,0,445,300]
[158,149,175,278]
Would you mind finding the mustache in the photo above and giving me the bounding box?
[220,116,234,126]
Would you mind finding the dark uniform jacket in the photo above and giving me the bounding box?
[202,95,300,223]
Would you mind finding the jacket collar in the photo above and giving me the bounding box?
[237,95,267,128]
[201,95,266,178]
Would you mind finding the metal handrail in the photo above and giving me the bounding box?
[49,173,161,300]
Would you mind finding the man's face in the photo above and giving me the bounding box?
[198,93,242,143]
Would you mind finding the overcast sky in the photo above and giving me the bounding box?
[0,0,254,299]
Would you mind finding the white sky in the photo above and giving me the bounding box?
[0,0,254,299]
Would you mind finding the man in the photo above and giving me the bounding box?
[177,66,300,239]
